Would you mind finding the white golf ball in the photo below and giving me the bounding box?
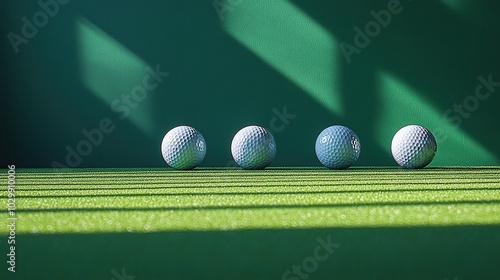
[231,126,276,170]
[391,125,437,169]
[161,126,206,170]
[315,125,361,169]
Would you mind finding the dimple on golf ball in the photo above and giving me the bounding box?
[161,126,206,170]
[231,126,276,170]
[391,125,437,169]
[315,125,361,169]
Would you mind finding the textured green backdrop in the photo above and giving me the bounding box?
[2,0,499,167]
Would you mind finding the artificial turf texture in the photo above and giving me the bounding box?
[2,167,500,279]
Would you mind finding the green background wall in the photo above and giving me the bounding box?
[2,0,499,168]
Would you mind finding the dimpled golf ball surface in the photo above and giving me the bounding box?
[231,126,276,170]
[315,126,361,169]
[391,125,437,169]
[161,126,206,170]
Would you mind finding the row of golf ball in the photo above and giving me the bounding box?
[161,124,437,170]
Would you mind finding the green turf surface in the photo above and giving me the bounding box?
[1,167,500,279]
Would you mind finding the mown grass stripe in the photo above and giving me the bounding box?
[7,167,500,177]
[12,184,500,196]
[12,203,500,234]
[14,171,500,178]
[14,189,500,210]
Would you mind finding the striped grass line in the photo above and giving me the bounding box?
[10,175,500,187]
[12,169,500,180]
[7,166,500,176]
[15,184,500,196]
[13,181,500,191]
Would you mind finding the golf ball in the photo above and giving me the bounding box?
[391,125,437,169]
[231,126,276,170]
[161,126,206,170]
[315,125,361,169]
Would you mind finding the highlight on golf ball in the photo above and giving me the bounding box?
[315,125,361,169]
[161,126,206,170]
[231,125,276,170]
[391,125,437,169]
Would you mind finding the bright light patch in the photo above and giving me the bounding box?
[440,0,487,21]
[223,0,342,115]
[76,16,155,136]
[377,72,498,165]
[441,0,474,16]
